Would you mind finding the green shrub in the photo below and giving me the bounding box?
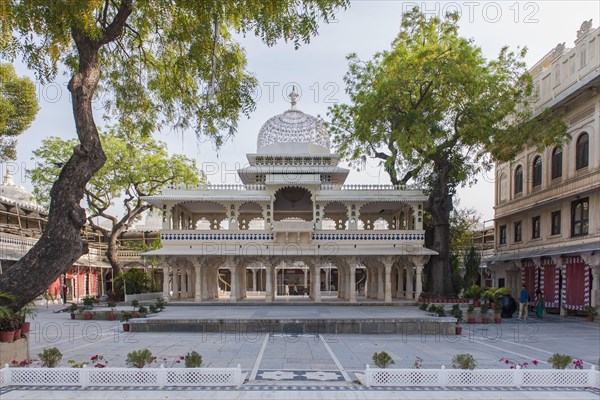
[82,296,95,308]
[149,304,158,313]
[548,353,573,369]
[107,301,117,310]
[585,306,598,317]
[428,304,437,313]
[38,347,62,368]
[155,297,166,310]
[185,351,203,368]
[137,305,148,314]
[419,303,428,311]
[68,303,79,313]
[126,349,154,368]
[467,304,475,313]
[450,306,463,323]
[480,304,489,315]
[436,306,446,317]
[121,311,133,322]
[131,299,140,310]
[452,353,477,369]
[372,351,395,368]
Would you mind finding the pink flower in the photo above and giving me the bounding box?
[532,360,538,366]
[510,366,515,369]
[180,356,185,360]
[176,360,180,363]
[505,359,510,364]
[95,363,106,368]
[91,355,98,361]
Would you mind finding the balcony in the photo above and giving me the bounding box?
[495,169,600,218]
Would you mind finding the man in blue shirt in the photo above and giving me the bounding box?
[518,285,530,320]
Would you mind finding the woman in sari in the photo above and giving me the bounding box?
[535,290,544,319]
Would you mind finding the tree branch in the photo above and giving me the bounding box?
[99,0,133,45]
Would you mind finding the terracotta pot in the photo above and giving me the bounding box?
[0,330,15,343]
[70,313,76,320]
[13,328,22,341]
[585,316,594,322]
[455,326,463,335]
[108,314,116,321]
[122,323,130,332]
[84,313,92,320]
[467,316,476,324]
[22,322,30,334]
[494,316,502,324]
[481,316,490,324]
[473,300,481,307]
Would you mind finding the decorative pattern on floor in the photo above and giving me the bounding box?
[256,370,344,382]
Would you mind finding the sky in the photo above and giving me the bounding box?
[4,1,600,225]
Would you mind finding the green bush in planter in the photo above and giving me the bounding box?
[126,349,154,368]
[38,347,63,367]
[131,299,140,310]
[185,351,202,368]
[107,301,117,311]
[121,311,133,322]
[419,302,428,311]
[548,353,572,369]
[149,304,158,313]
[480,304,489,315]
[82,296,95,308]
[137,305,148,314]
[427,304,437,313]
[467,304,475,313]
[436,306,446,317]
[372,351,395,368]
[452,353,477,369]
[68,303,79,313]
[155,298,166,310]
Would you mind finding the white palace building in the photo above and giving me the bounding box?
[143,90,436,303]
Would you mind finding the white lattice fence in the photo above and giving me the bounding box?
[0,365,244,388]
[364,366,600,389]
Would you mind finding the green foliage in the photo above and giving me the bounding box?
[137,305,147,314]
[120,311,132,322]
[126,349,154,368]
[184,351,203,368]
[82,296,95,308]
[452,354,477,369]
[107,301,117,311]
[585,306,598,317]
[482,288,497,302]
[68,303,79,313]
[450,254,464,295]
[131,299,140,310]
[17,301,37,321]
[155,297,166,310]
[480,304,489,315]
[0,63,39,161]
[547,353,573,369]
[114,269,160,297]
[327,9,567,296]
[436,306,446,317]
[148,304,158,313]
[495,288,511,297]
[463,247,481,288]
[467,304,475,314]
[372,352,395,369]
[419,302,428,311]
[464,285,481,300]
[427,304,437,313]
[0,292,15,319]
[38,347,62,368]
[450,304,463,323]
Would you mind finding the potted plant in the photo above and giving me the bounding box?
[137,305,148,317]
[184,351,202,368]
[372,351,395,368]
[470,285,482,307]
[82,296,95,309]
[494,308,502,324]
[452,353,477,369]
[450,304,463,335]
[547,353,573,369]
[38,347,63,367]
[584,305,598,322]
[126,349,154,368]
[107,301,117,321]
[480,304,490,324]
[17,301,37,336]
[466,304,476,324]
[0,315,16,343]
[68,303,79,319]
[121,311,133,332]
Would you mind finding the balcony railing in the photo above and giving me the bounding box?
[163,183,266,191]
[160,229,425,243]
[320,183,422,191]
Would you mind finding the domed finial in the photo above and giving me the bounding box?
[2,171,15,186]
[289,86,299,110]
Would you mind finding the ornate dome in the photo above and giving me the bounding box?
[256,88,330,154]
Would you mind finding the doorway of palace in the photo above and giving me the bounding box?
[218,269,231,295]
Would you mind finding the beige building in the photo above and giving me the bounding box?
[487,20,600,313]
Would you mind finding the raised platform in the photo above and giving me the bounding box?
[128,304,456,335]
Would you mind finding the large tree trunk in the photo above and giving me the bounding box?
[426,161,455,297]
[106,232,123,277]
[0,3,132,311]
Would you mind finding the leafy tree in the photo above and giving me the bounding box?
[328,10,567,296]
[463,245,481,288]
[0,63,39,160]
[114,268,160,298]
[29,128,200,275]
[0,0,348,310]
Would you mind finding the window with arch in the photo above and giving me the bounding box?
[514,165,523,195]
[551,147,562,179]
[532,156,542,188]
[575,133,589,170]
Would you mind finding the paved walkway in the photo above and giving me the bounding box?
[2,303,598,399]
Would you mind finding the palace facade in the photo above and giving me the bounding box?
[487,21,600,312]
[143,90,436,303]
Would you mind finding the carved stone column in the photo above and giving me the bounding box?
[406,264,414,300]
[194,262,202,302]
[313,264,322,303]
[162,261,170,301]
[377,267,384,301]
[186,268,193,299]
[172,266,179,300]
[410,255,429,301]
[396,266,404,299]
[179,267,187,299]
[252,269,257,292]
[551,256,566,316]
[349,263,357,303]
[229,263,238,302]
[265,262,273,303]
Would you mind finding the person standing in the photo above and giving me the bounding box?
[535,289,544,319]
[518,285,530,320]
[61,283,68,304]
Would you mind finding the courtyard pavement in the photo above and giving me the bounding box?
[1,302,598,399]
